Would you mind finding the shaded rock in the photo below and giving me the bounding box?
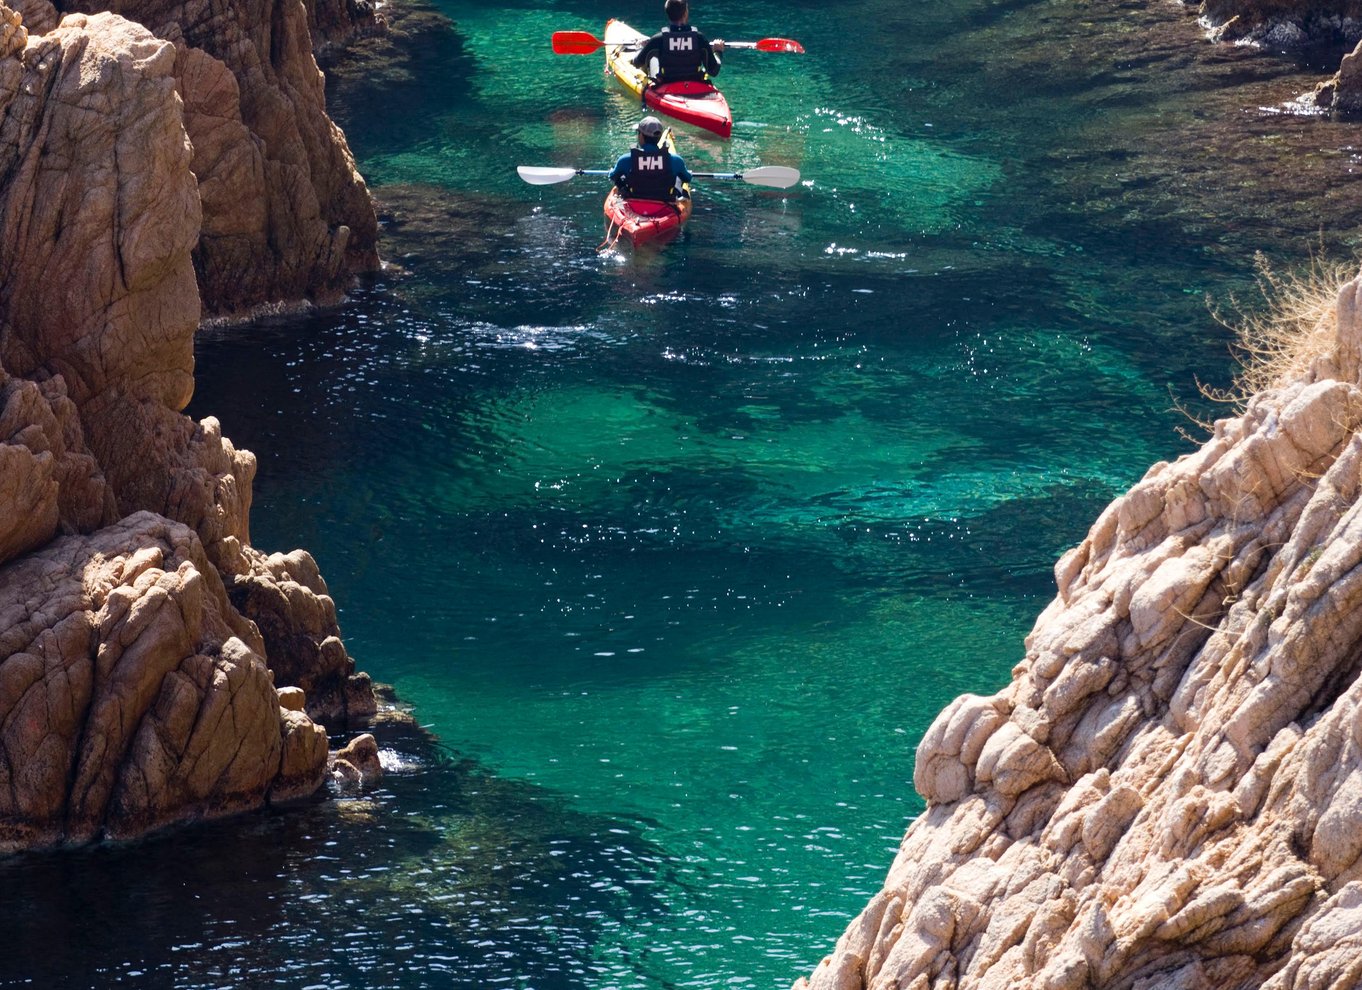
[797,268,1362,989]
[304,0,382,56]
[10,0,55,33]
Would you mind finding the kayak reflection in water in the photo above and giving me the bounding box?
[608,116,693,202]
[633,0,724,83]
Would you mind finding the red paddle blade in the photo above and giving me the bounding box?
[755,37,805,53]
[551,30,605,54]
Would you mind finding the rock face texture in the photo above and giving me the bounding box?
[0,514,328,850]
[797,272,1362,989]
[0,0,376,850]
[53,0,380,317]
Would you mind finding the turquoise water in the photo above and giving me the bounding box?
[8,0,1362,987]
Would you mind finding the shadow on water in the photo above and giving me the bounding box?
[0,717,675,989]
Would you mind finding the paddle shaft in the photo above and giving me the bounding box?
[551,30,803,55]
[517,164,800,188]
[545,169,764,180]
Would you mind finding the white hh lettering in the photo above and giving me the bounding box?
[639,156,665,170]
[668,36,694,51]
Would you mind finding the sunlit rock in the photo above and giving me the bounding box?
[329,732,382,792]
[797,267,1362,989]
[0,0,377,851]
[0,514,328,849]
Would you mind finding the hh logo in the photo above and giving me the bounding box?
[668,36,694,51]
[638,155,665,170]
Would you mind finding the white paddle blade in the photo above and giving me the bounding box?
[517,166,578,185]
[744,165,801,189]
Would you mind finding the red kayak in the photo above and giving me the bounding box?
[604,19,734,139]
[644,81,732,140]
[603,189,694,246]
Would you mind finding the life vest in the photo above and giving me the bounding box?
[655,25,708,81]
[623,146,677,200]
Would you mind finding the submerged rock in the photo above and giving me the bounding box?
[797,270,1362,989]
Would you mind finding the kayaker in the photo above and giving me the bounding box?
[633,0,724,84]
[609,116,692,201]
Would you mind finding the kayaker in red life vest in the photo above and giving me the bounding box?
[633,0,724,83]
[609,116,694,201]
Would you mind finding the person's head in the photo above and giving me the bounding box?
[664,0,688,25]
[637,116,665,143]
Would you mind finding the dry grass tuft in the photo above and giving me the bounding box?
[1205,251,1358,410]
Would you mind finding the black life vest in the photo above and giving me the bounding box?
[623,146,677,200]
[655,25,708,81]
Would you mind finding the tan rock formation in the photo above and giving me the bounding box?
[0,8,200,410]
[0,0,375,850]
[1314,37,1362,111]
[329,731,382,792]
[56,0,381,316]
[798,272,1362,989]
[0,512,326,850]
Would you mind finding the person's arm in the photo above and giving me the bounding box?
[700,32,721,77]
[671,154,693,184]
[609,153,632,187]
[631,36,656,70]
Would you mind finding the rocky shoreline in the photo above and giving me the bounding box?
[0,0,381,850]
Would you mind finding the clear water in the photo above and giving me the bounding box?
[8,0,1362,986]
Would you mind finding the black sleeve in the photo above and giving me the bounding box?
[632,34,659,69]
[696,31,721,77]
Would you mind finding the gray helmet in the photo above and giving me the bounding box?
[638,116,665,141]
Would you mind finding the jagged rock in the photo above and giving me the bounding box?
[797,269,1362,990]
[0,8,200,410]
[10,0,56,33]
[328,731,382,792]
[58,0,381,316]
[0,0,376,852]
[0,2,26,55]
[0,372,117,563]
[0,513,327,850]
[214,538,376,726]
[277,685,306,711]
[304,0,382,56]
[1317,36,1362,110]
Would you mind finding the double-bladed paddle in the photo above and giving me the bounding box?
[551,30,805,55]
[517,164,802,189]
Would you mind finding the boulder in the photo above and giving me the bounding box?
[0,513,328,849]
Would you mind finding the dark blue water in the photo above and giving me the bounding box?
[8,0,1362,986]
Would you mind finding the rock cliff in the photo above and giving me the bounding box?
[0,0,374,850]
[797,273,1362,989]
[49,0,381,318]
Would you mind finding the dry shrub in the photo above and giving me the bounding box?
[1206,251,1358,409]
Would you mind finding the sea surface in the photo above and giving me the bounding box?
[7,0,1362,987]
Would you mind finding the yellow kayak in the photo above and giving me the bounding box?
[604,18,733,139]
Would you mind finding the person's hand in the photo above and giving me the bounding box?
[713,38,724,53]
